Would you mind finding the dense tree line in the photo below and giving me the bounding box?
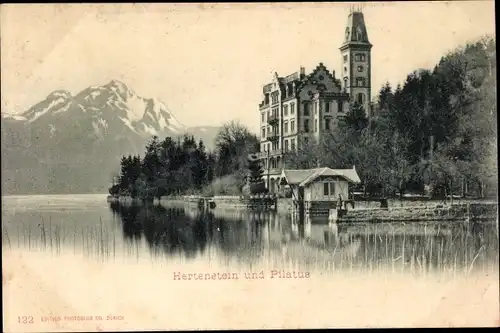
[109,121,259,199]
[285,37,497,199]
[111,37,495,200]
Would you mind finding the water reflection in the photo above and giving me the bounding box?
[2,196,498,276]
[107,203,498,275]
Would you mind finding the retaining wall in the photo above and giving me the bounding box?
[108,195,497,223]
[338,203,498,223]
[181,195,277,209]
[353,198,498,210]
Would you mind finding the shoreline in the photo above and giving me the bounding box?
[106,195,498,223]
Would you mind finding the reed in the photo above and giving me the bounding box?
[27,222,31,250]
[73,223,76,254]
[49,217,52,250]
[3,210,498,280]
[3,227,12,249]
[40,217,47,249]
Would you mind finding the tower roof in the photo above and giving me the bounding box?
[340,11,372,49]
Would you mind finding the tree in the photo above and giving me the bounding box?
[283,135,322,169]
[142,136,162,182]
[376,82,394,116]
[213,120,259,190]
[380,132,414,199]
[246,153,266,194]
[341,101,369,132]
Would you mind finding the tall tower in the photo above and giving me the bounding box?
[339,9,373,117]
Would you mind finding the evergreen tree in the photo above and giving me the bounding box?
[341,101,369,132]
[376,82,394,115]
[247,153,266,194]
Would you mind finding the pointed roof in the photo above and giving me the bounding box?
[297,63,342,91]
[280,169,319,186]
[340,11,372,49]
[280,167,361,187]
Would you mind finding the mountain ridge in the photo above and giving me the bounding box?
[1,80,221,194]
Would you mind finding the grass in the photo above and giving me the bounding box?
[3,215,118,262]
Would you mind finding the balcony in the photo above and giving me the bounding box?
[258,150,282,158]
[267,134,280,142]
[264,168,283,176]
[267,114,279,126]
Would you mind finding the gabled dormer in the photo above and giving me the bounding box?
[296,63,343,101]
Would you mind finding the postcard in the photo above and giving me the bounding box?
[1,2,498,331]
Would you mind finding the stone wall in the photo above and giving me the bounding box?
[181,195,277,210]
[338,203,498,223]
[353,198,498,210]
[156,197,185,206]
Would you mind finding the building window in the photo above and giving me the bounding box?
[284,139,289,152]
[314,119,318,132]
[323,183,329,195]
[338,101,344,113]
[284,121,288,134]
[343,55,348,63]
[325,102,330,113]
[262,128,266,138]
[356,77,366,86]
[304,119,310,133]
[355,53,366,62]
[290,120,295,133]
[357,65,364,72]
[261,113,265,122]
[287,83,293,97]
[290,103,295,115]
[284,105,288,116]
[323,182,336,196]
[272,92,279,104]
[357,93,365,104]
[325,119,330,130]
[291,139,296,151]
[344,66,348,73]
[265,93,269,104]
[304,102,310,116]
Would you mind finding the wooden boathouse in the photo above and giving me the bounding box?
[279,166,361,217]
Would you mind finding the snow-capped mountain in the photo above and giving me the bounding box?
[1,80,220,194]
[14,80,185,137]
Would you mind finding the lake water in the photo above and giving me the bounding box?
[2,194,499,330]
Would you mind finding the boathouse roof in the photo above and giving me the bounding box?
[280,166,361,186]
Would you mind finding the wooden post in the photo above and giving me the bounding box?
[298,186,305,225]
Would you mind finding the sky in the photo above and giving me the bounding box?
[1,2,496,133]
